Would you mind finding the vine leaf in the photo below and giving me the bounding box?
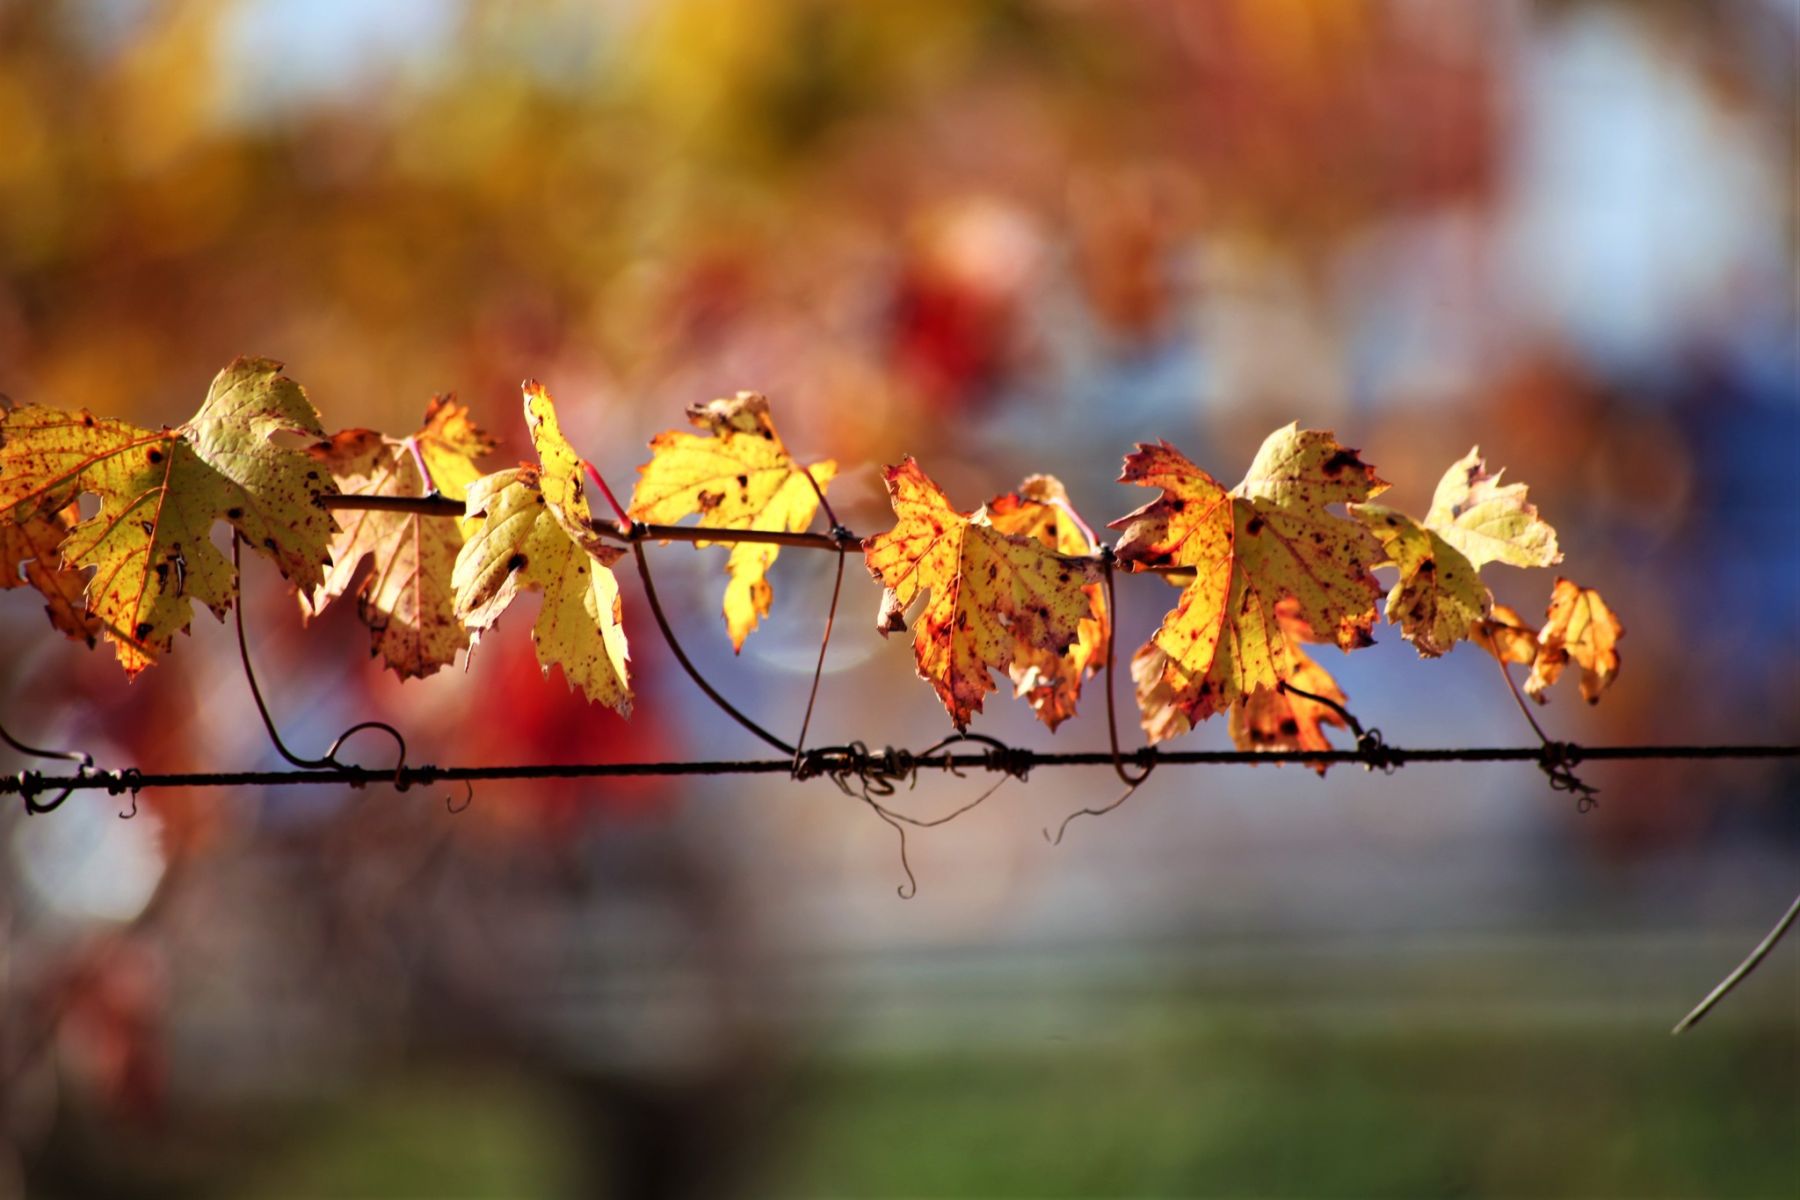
[1352,507,1489,657]
[0,502,101,645]
[1525,578,1623,704]
[983,475,1109,730]
[1424,447,1560,571]
[1474,583,1624,706]
[1112,426,1386,733]
[1136,596,1351,773]
[1351,448,1561,657]
[630,391,836,651]
[863,457,1098,731]
[1473,602,1538,666]
[452,382,631,713]
[302,397,496,679]
[0,356,335,676]
[1229,648,1348,772]
[1228,602,1349,772]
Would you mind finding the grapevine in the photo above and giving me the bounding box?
[2,357,1794,1028]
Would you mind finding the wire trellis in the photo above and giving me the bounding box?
[3,492,1796,1030]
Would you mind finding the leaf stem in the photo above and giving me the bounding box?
[1100,553,1155,788]
[1277,680,1364,739]
[582,459,632,526]
[792,546,847,768]
[233,535,409,777]
[799,463,840,531]
[1483,636,1600,809]
[628,540,795,755]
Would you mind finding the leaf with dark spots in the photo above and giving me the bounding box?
[453,383,630,711]
[1227,642,1350,775]
[865,462,1100,731]
[1111,426,1385,735]
[1350,448,1563,658]
[0,356,336,676]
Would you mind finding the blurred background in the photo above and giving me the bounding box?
[1,0,1796,1196]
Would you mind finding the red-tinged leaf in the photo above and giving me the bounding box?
[863,457,1097,730]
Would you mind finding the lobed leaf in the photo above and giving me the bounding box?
[863,458,1097,730]
[1473,602,1538,666]
[983,474,1109,731]
[304,397,495,679]
[1424,447,1560,571]
[1353,505,1487,658]
[630,391,836,652]
[1473,584,1623,707]
[1227,647,1349,774]
[1112,425,1385,734]
[0,357,335,675]
[451,383,631,712]
[1352,448,1562,659]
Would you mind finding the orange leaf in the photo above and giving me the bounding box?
[1228,648,1349,775]
[1112,425,1385,734]
[863,458,1097,730]
[1525,578,1623,705]
[0,502,101,646]
[983,475,1109,731]
[1472,602,1537,666]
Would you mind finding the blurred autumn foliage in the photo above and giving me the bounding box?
[0,1,1795,1196]
[0,1,1526,438]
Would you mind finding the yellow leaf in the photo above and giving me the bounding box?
[1112,427,1385,731]
[863,457,1097,730]
[413,395,495,511]
[452,384,630,712]
[521,380,594,531]
[630,391,835,651]
[984,474,1109,731]
[1525,578,1622,705]
[303,397,495,679]
[1352,505,1488,658]
[1351,449,1560,657]
[0,502,101,646]
[0,357,335,676]
[1424,447,1561,570]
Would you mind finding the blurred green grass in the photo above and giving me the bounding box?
[232,1015,1797,1199]
[765,1019,1799,1198]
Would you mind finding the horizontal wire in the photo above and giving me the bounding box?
[4,743,1795,798]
